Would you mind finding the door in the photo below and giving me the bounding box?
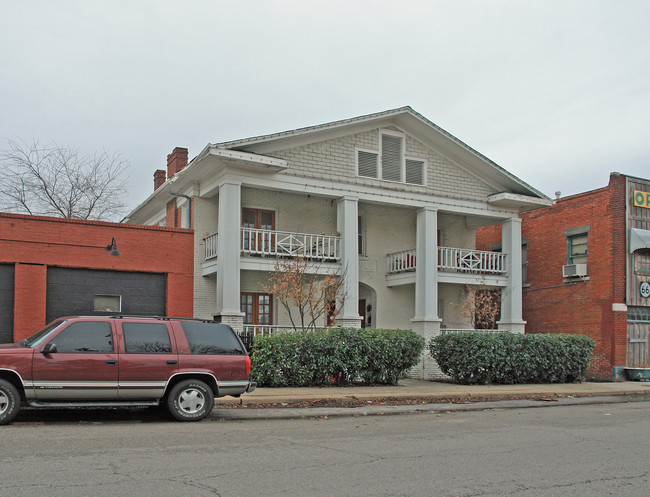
[242,208,275,254]
[241,293,273,347]
[117,320,179,399]
[627,322,650,368]
[32,320,118,400]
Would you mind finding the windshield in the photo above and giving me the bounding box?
[19,320,67,348]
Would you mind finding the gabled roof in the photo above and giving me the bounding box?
[210,106,549,200]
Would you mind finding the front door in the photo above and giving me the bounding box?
[32,320,118,400]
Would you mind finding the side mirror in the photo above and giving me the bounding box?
[41,343,57,354]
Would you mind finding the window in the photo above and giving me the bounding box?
[628,306,650,322]
[355,131,425,185]
[180,321,245,355]
[241,292,272,326]
[567,234,588,265]
[122,322,172,354]
[94,295,121,313]
[381,134,402,182]
[242,208,275,252]
[51,321,113,353]
[634,250,650,274]
[357,151,378,178]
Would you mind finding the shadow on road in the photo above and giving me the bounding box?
[11,406,173,425]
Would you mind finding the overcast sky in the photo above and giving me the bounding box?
[2,1,649,216]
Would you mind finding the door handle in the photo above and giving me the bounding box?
[166,360,178,365]
[106,359,118,365]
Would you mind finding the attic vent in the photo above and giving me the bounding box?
[405,159,424,185]
[357,151,378,178]
[381,134,402,182]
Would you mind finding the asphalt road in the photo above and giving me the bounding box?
[2,402,649,497]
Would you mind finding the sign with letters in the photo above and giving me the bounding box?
[634,190,650,209]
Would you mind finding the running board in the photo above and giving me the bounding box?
[27,400,160,408]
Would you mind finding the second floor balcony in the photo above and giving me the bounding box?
[204,229,341,262]
[387,247,507,276]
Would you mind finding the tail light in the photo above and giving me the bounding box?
[245,355,251,375]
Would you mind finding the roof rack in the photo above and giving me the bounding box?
[108,315,216,323]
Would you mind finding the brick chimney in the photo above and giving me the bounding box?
[167,147,188,180]
[153,169,166,191]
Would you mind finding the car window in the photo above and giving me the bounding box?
[50,321,113,353]
[20,320,66,348]
[180,322,245,355]
[122,322,172,354]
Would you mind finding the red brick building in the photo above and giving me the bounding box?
[0,213,194,342]
[477,173,650,380]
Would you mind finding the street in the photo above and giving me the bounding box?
[1,402,649,497]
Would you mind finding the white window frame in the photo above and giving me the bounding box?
[355,130,426,186]
[94,294,122,313]
[380,129,405,183]
[355,147,379,179]
[404,155,427,186]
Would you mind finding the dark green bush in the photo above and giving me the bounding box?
[429,332,595,385]
[251,328,425,387]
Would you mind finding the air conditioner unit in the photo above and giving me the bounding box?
[563,263,588,278]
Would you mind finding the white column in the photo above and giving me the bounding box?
[215,180,244,329]
[498,217,526,334]
[413,207,439,321]
[411,207,442,380]
[336,196,362,328]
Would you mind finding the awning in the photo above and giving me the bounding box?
[630,228,650,253]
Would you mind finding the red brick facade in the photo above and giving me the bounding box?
[0,213,194,341]
[477,173,629,380]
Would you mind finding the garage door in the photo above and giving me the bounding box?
[46,268,166,323]
[0,264,14,343]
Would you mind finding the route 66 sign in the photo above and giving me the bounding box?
[641,281,650,299]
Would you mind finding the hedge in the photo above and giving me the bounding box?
[251,328,425,387]
[429,332,595,385]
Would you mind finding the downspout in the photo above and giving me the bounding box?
[168,189,191,228]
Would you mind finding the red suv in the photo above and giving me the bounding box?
[0,316,256,424]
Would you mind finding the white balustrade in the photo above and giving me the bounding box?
[204,233,218,260]
[386,246,507,275]
[386,249,417,274]
[241,228,340,261]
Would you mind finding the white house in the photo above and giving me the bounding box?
[125,107,552,379]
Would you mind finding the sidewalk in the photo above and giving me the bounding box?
[211,379,650,421]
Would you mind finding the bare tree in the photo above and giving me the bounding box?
[458,284,502,329]
[262,257,346,332]
[0,139,129,221]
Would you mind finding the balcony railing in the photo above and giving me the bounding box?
[386,246,507,275]
[204,233,218,260]
[387,249,417,273]
[204,229,340,262]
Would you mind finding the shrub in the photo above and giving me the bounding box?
[429,332,595,385]
[251,328,425,387]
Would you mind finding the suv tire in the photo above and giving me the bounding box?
[0,379,21,425]
[167,379,214,421]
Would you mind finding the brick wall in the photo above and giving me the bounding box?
[0,213,194,340]
[476,173,628,379]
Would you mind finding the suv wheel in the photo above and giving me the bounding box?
[167,379,214,421]
[0,379,21,425]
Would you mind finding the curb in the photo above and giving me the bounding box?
[211,391,650,422]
